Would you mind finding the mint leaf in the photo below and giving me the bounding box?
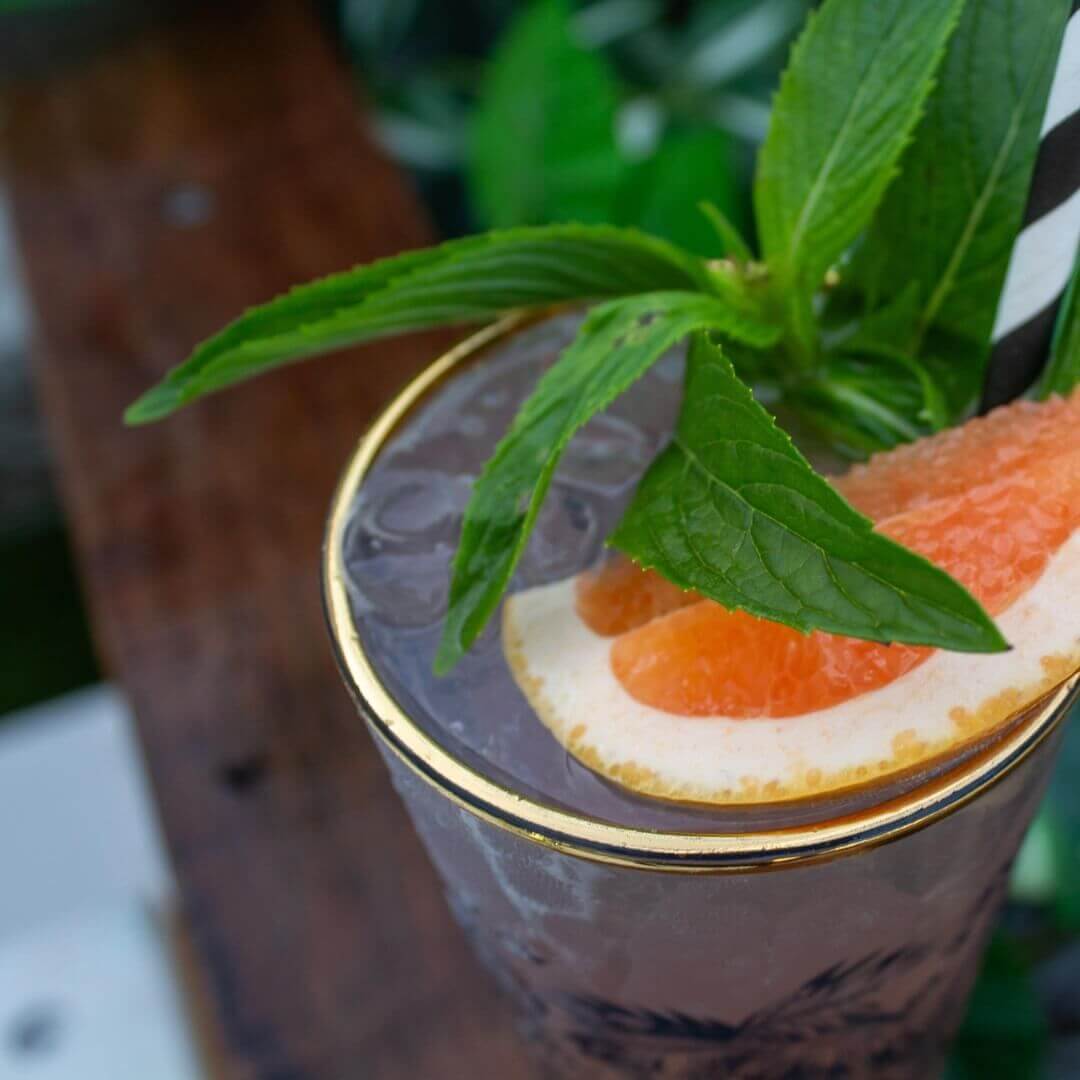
[468,0,624,227]
[806,284,948,451]
[611,130,739,257]
[1037,258,1080,399]
[435,293,780,673]
[829,282,924,361]
[125,225,711,423]
[754,0,963,358]
[790,352,947,456]
[852,0,1070,370]
[612,333,1006,653]
[698,200,753,263]
[948,935,1047,1080]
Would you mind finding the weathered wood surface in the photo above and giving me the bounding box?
[1,3,528,1076]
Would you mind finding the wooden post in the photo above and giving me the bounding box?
[0,2,528,1075]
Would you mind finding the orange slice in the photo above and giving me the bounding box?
[504,391,1080,804]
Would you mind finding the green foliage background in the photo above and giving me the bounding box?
[337,0,807,241]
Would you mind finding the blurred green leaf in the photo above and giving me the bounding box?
[574,0,661,49]
[369,73,475,173]
[468,0,625,226]
[948,935,1047,1079]
[1037,259,1080,400]
[612,129,738,256]
[340,0,422,53]
[339,0,809,238]
[1010,809,1059,906]
[702,92,773,144]
[374,109,465,171]
[617,96,665,158]
[685,0,807,88]
[1045,701,1080,934]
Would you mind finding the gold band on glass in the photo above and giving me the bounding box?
[322,316,1080,873]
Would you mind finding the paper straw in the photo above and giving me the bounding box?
[979,0,1080,412]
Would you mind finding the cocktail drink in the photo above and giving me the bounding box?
[323,313,1080,1077]
[124,0,1080,1074]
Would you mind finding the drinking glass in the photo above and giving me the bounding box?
[323,314,1080,1078]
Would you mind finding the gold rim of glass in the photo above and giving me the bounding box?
[322,315,1080,874]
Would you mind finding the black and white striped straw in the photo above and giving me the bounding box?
[980,0,1080,412]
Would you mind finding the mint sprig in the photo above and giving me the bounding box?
[435,293,779,673]
[125,225,710,423]
[127,0,1031,669]
[845,0,1071,413]
[613,334,1005,653]
[754,0,965,362]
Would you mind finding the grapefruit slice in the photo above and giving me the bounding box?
[504,392,1080,804]
[837,389,1080,521]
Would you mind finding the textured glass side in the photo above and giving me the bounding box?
[375,730,1061,1079]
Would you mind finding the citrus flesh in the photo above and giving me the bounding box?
[835,389,1080,521]
[504,391,1080,804]
[608,447,1079,718]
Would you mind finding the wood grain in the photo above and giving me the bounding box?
[0,3,529,1076]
